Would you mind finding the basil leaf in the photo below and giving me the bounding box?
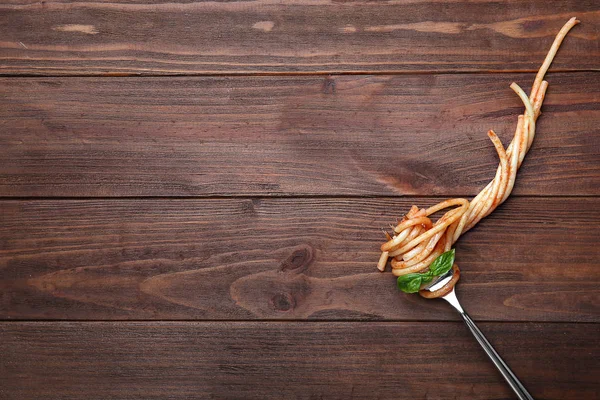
[396,249,456,294]
[421,272,434,284]
[397,273,423,293]
[428,249,456,276]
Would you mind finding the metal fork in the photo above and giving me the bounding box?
[424,271,534,400]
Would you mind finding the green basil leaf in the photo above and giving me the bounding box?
[396,249,456,294]
[397,273,423,293]
[428,249,456,276]
[421,273,434,285]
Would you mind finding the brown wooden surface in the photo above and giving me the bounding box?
[1,322,598,400]
[1,73,599,197]
[2,2,599,399]
[0,1,599,75]
[1,197,599,322]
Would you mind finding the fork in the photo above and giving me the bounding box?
[424,271,535,400]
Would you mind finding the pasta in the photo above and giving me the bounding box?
[378,18,580,298]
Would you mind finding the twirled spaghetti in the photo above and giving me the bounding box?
[378,18,579,298]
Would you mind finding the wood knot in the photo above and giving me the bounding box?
[240,199,260,215]
[271,292,295,312]
[322,76,336,94]
[522,19,544,32]
[280,245,314,273]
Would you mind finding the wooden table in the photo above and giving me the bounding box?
[1,2,599,399]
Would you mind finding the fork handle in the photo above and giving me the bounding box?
[460,311,534,400]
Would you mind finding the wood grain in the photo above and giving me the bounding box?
[2,2,598,397]
[1,73,599,197]
[1,321,598,399]
[0,1,598,75]
[1,197,598,322]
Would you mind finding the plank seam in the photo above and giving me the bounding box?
[0,194,598,201]
[0,69,598,79]
[0,319,598,324]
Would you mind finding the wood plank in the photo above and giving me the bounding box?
[1,197,598,322]
[1,73,599,197]
[0,1,598,75]
[1,321,598,399]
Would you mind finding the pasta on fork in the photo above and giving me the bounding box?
[378,18,580,298]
